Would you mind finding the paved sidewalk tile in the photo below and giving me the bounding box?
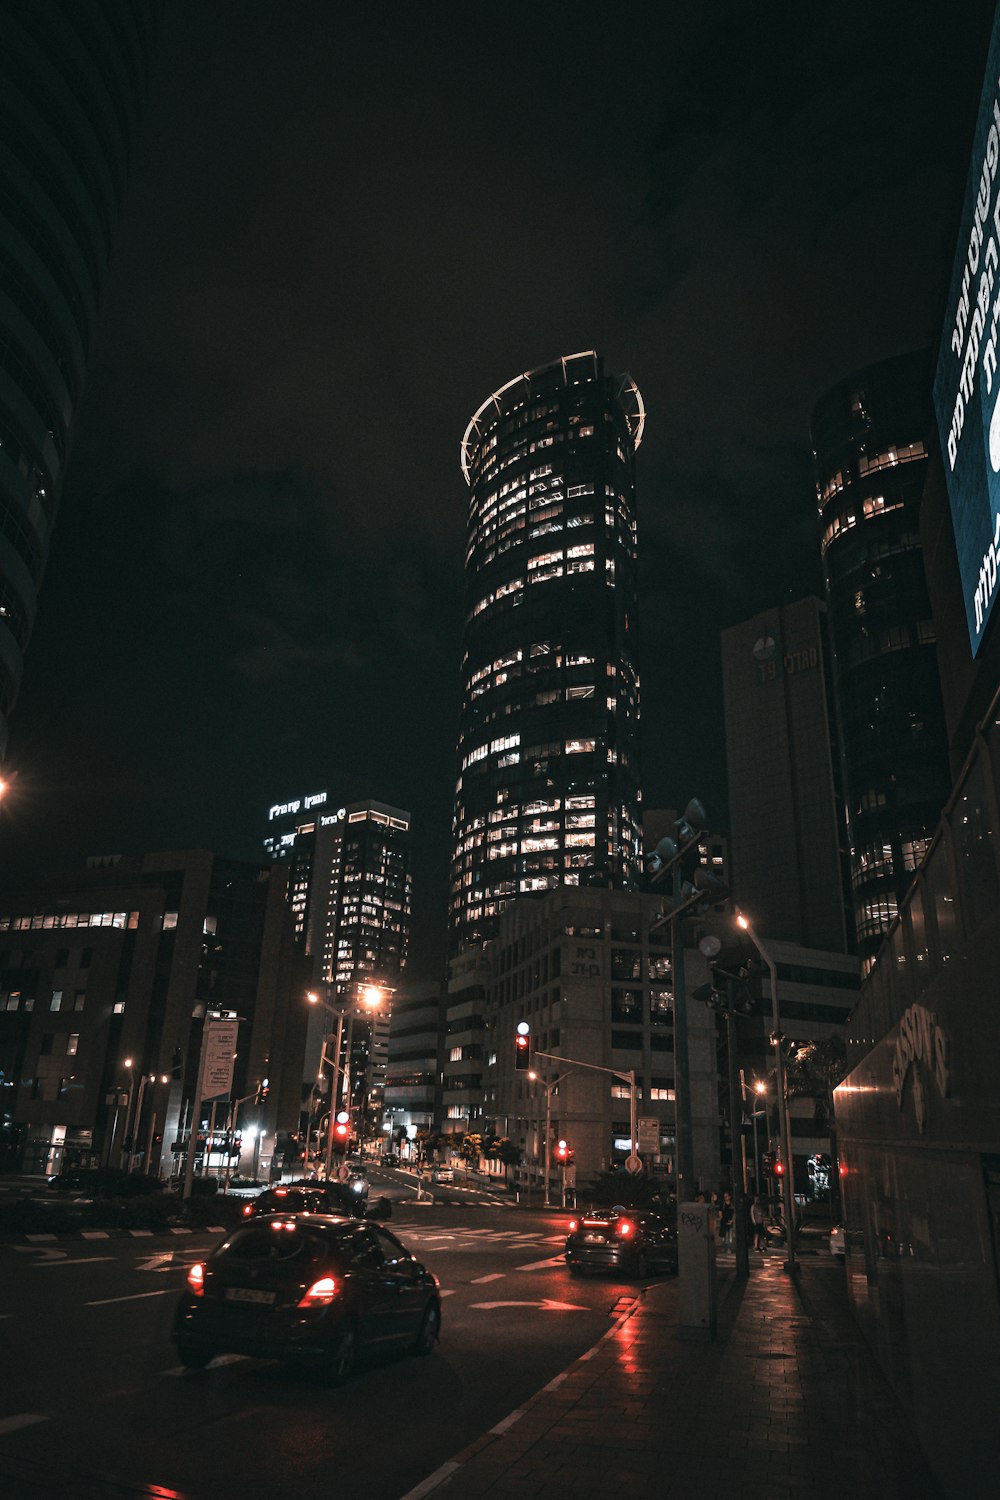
[430,1261,943,1500]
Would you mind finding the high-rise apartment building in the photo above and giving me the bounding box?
[264,793,412,1129]
[0,0,160,759]
[450,351,645,955]
[722,598,851,952]
[811,353,952,967]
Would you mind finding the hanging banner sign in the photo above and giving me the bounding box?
[202,1020,239,1101]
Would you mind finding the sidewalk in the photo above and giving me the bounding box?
[410,1259,942,1500]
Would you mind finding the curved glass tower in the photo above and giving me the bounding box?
[450,351,645,955]
[811,351,951,968]
[0,0,160,758]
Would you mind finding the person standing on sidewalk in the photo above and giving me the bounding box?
[720,1190,734,1249]
[750,1195,767,1252]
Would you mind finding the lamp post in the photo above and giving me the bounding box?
[119,1059,136,1171]
[735,911,798,1273]
[528,1069,572,1207]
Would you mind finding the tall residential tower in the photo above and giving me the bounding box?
[450,352,645,954]
[0,0,160,758]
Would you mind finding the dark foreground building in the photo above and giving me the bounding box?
[811,352,952,969]
[0,0,160,759]
[450,351,645,955]
[0,851,306,1179]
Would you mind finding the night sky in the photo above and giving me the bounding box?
[1,0,995,980]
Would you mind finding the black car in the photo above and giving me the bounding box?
[241,1183,372,1222]
[564,1207,677,1278]
[173,1214,440,1381]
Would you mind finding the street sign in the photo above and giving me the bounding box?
[336,1163,350,1183]
[625,1153,643,1175]
[637,1117,660,1153]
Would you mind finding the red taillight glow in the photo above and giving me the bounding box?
[242,1204,253,1216]
[616,1220,634,1238]
[298,1276,339,1307]
[568,1219,578,1233]
[187,1262,205,1296]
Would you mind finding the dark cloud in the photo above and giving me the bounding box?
[3,0,997,979]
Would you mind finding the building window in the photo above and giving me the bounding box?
[74,991,86,1011]
[449,1047,462,1062]
[50,991,62,1011]
[67,1034,79,1055]
[112,1000,125,1015]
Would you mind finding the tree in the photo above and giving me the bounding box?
[460,1133,484,1168]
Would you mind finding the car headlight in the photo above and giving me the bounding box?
[351,1180,364,1192]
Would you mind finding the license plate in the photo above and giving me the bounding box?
[224,1287,276,1305]
[583,1233,607,1244]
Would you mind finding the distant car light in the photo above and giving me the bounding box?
[568,1220,578,1233]
[242,1204,253,1216]
[616,1220,634,1238]
[187,1262,205,1296]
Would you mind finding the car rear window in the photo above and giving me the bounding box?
[217,1225,349,1268]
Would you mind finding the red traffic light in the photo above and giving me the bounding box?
[773,1158,785,1176]
[554,1139,573,1165]
[514,1022,530,1071]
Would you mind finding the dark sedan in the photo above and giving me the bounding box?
[241,1183,374,1221]
[173,1214,440,1381]
[564,1207,677,1278]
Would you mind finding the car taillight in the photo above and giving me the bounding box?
[187,1262,205,1296]
[242,1204,253,1216]
[616,1220,634,1238]
[568,1220,578,1233]
[298,1276,339,1307]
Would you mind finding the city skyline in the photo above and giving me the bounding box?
[0,1,995,985]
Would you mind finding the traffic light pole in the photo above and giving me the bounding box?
[724,1001,750,1278]
[533,1051,638,1174]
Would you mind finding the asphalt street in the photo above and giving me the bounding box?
[0,1189,660,1500]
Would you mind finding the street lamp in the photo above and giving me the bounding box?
[528,1068,572,1206]
[119,1058,136,1171]
[735,911,798,1273]
[308,983,391,1178]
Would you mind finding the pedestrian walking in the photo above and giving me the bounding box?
[720,1190,734,1249]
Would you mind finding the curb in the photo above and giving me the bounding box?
[397,1287,646,1500]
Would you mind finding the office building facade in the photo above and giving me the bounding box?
[0,850,305,1178]
[0,0,160,758]
[722,598,851,952]
[811,353,952,968]
[450,351,645,955]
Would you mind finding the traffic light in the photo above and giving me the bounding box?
[514,1021,530,1071]
[554,1139,574,1166]
[691,947,758,1017]
[333,1110,350,1152]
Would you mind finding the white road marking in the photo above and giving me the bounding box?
[163,1353,251,1377]
[80,1230,109,1240]
[24,1234,58,1243]
[470,1273,505,1284]
[0,1414,49,1436]
[470,1299,586,1311]
[169,1227,192,1236]
[514,1256,565,1271]
[129,1229,154,1237]
[439,1289,456,1297]
[35,1256,115,1267]
[86,1288,177,1307]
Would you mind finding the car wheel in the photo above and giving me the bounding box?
[633,1251,649,1279]
[329,1321,359,1384]
[568,1263,584,1278]
[412,1300,440,1356]
[177,1344,212,1370]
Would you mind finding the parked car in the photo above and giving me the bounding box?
[565,1207,677,1278]
[173,1214,440,1380]
[431,1166,454,1184]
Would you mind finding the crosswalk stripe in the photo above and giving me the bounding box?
[0,1414,49,1436]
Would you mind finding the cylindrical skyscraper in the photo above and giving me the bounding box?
[450,351,645,955]
[0,0,160,758]
[811,351,951,968]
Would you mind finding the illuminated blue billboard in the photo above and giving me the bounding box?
[934,8,1000,657]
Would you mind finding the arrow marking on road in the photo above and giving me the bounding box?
[515,1256,566,1271]
[469,1299,586,1311]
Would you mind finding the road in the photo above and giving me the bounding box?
[0,1179,671,1500]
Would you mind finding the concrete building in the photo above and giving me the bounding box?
[383,980,444,1152]
[0,851,306,1179]
[722,598,851,953]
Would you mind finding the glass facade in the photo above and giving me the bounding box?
[811,353,952,968]
[0,0,160,757]
[450,351,645,954]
